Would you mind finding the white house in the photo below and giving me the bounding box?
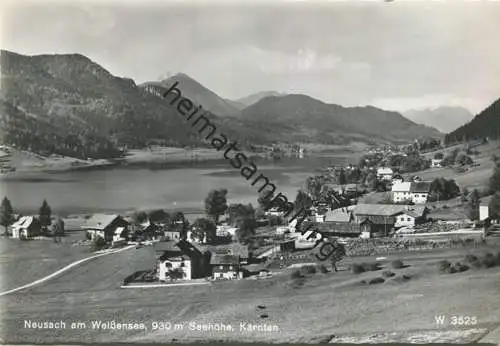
[431,159,443,168]
[377,167,394,181]
[155,241,203,281]
[394,207,427,228]
[392,182,412,203]
[10,216,42,239]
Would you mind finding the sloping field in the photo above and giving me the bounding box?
[1,244,500,344]
[0,232,92,292]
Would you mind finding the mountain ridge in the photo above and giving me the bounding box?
[403,106,474,133]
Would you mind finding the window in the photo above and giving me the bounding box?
[229,266,233,270]
[407,218,411,221]
[180,262,185,267]
[219,265,223,270]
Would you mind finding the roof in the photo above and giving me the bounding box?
[392,173,404,180]
[354,204,408,217]
[215,243,249,258]
[377,167,393,175]
[210,253,240,265]
[480,195,494,207]
[325,208,352,223]
[84,214,121,230]
[114,227,125,235]
[155,240,202,259]
[11,216,38,228]
[410,182,431,193]
[391,182,412,192]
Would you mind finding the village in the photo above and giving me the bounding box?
[2,137,500,289]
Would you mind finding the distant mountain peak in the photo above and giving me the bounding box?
[236,90,286,108]
[142,72,240,117]
[403,106,474,133]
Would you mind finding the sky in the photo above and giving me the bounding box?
[1,0,500,114]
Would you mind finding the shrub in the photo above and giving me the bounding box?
[351,263,366,274]
[318,264,329,274]
[391,260,404,269]
[382,270,395,278]
[301,265,317,275]
[368,277,385,285]
[482,253,497,268]
[453,262,469,273]
[438,260,452,274]
[362,262,381,271]
[464,254,478,263]
[290,270,304,279]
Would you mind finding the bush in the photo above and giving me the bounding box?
[438,260,452,273]
[464,254,478,263]
[482,253,497,268]
[301,265,317,275]
[363,262,381,271]
[290,270,304,279]
[453,262,469,273]
[351,263,366,274]
[318,264,329,274]
[391,260,404,269]
[382,270,395,278]
[368,277,385,285]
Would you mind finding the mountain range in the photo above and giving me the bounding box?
[1,50,450,160]
[403,106,475,133]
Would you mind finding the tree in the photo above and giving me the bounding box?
[227,203,254,226]
[39,199,52,232]
[191,218,216,243]
[204,189,228,224]
[456,152,473,166]
[171,211,189,237]
[166,267,185,281]
[338,168,347,185]
[51,217,65,242]
[235,214,257,245]
[467,189,481,221]
[257,189,274,211]
[489,192,500,220]
[489,166,500,194]
[294,190,312,211]
[305,176,322,201]
[149,209,170,224]
[434,152,444,160]
[0,197,15,234]
[132,211,148,224]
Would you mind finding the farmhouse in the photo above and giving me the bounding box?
[410,182,431,204]
[154,240,204,281]
[83,214,129,242]
[394,207,428,228]
[10,216,42,239]
[392,182,412,203]
[210,253,243,280]
[392,181,431,204]
[377,167,393,181]
[353,204,426,237]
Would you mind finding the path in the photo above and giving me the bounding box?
[0,245,135,297]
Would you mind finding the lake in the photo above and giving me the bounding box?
[0,155,352,218]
